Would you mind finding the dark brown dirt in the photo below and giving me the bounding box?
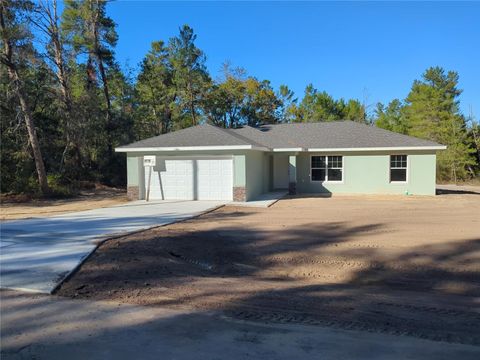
[57,194,480,345]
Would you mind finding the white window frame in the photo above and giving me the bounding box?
[310,155,344,183]
[389,154,408,184]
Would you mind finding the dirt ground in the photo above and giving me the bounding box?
[0,188,127,221]
[3,290,480,360]
[57,192,480,345]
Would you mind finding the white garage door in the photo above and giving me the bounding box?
[144,157,233,201]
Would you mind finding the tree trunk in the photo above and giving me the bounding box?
[52,33,83,171]
[52,35,72,111]
[96,52,113,155]
[48,0,72,112]
[17,87,50,194]
[86,55,96,88]
[35,0,72,111]
[91,2,113,155]
[96,55,111,114]
[163,106,172,134]
[39,0,83,171]
[1,5,49,194]
[187,81,196,125]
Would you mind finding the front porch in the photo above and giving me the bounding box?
[269,153,298,195]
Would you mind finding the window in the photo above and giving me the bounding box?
[311,156,326,181]
[390,155,407,182]
[327,156,343,181]
[311,156,343,182]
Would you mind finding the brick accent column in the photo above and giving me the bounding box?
[127,186,139,201]
[233,186,246,202]
[288,182,296,195]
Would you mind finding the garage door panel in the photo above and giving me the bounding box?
[196,159,232,201]
[145,157,232,201]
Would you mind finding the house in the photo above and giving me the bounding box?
[115,121,446,201]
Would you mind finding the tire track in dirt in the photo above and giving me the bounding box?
[166,251,480,281]
[223,305,480,346]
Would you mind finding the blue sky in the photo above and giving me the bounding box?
[106,1,479,117]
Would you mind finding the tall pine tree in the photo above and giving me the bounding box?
[62,0,118,155]
[168,25,209,127]
[134,41,175,137]
[403,67,475,181]
[1,0,50,193]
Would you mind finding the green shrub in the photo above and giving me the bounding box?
[46,174,78,198]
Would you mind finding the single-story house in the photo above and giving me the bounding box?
[115,121,446,201]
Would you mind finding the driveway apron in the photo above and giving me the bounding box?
[0,200,224,293]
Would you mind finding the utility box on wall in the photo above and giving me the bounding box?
[143,155,156,167]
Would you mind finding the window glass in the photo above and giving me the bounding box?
[311,156,326,168]
[328,169,342,181]
[390,155,407,182]
[390,155,407,168]
[391,169,406,182]
[327,156,342,168]
[312,168,326,181]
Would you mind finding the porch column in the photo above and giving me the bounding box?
[288,155,297,195]
[233,155,246,202]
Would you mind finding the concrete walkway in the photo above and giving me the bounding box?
[230,191,288,208]
[0,200,224,293]
[1,290,479,360]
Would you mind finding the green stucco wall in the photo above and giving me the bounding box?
[245,151,269,200]
[296,151,436,196]
[125,150,437,200]
[233,155,246,187]
[127,155,140,186]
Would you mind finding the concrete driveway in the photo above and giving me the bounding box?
[0,200,224,293]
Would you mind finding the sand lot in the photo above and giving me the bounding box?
[57,193,480,345]
[0,189,127,221]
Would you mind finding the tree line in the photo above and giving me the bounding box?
[375,68,479,181]
[1,0,478,196]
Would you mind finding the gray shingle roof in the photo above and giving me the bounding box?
[236,121,443,149]
[117,121,445,151]
[119,124,252,148]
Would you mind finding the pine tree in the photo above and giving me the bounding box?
[1,0,50,194]
[135,41,175,137]
[276,85,297,123]
[403,67,476,181]
[62,0,118,155]
[293,84,366,122]
[168,25,210,127]
[375,99,408,134]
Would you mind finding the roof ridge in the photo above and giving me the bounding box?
[259,120,357,126]
[218,126,269,148]
[235,124,303,148]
